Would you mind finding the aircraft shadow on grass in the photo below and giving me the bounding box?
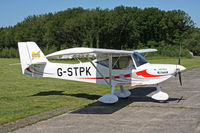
[31,87,184,114]
[31,91,100,100]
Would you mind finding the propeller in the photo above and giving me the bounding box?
[178,45,182,86]
[178,71,182,86]
[178,45,181,65]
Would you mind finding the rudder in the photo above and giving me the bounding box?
[18,42,48,74]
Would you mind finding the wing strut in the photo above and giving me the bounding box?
[90,61,110,85]
[98,54,119,103]
[109,54,112,86]
[89,54,113,86]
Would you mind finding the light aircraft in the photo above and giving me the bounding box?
[18,42,186,103]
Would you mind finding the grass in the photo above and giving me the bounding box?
[0,56,200,125]
[0,58,109,125]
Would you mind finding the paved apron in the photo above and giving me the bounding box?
[13,68,200,133]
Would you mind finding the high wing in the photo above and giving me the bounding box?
[134,49,158,53]
[46,47,157,59]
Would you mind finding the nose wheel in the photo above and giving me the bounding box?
[151,85,169,101]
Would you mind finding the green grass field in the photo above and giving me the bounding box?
[0,57,200,125]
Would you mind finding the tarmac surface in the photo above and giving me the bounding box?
[12,68,200,133]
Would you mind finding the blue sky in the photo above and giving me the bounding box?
[1,0,200,27]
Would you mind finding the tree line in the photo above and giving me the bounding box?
[0,6,199,58]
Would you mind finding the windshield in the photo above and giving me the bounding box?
[132,52,148,67]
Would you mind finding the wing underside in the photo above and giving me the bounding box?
[46,47,157,59]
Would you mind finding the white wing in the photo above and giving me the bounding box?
[134,49,157,53]
[46,47,157,59]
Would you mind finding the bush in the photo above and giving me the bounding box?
[0,45,193,58]
[0,47,19,58]
[142,45,192,58]
[157,45,192,57]
[42,45,57,55]
[0,45,57,58]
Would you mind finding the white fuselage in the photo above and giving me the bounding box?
[18,42,187,103]
[25,60,185,86]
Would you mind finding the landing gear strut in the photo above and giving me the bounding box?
[114,85,131,98]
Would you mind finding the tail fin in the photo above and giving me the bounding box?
[18,42,48,74]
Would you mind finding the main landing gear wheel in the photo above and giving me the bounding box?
[114,85,131,98]
[98,85,118,104]
[98,85,131,104]
[151,85,169,101]
[98,94,118,104]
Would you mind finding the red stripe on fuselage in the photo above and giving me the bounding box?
[79,69,166,80]
[79,75,128,79]
[136,69,166,77]
[124,74,131,78]
[26,67,42,75]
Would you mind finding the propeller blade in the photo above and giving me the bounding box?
[178,45,181,65]
[178,72,182,86]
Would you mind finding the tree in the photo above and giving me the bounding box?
[183,28,200,56]
[0,6,196,57]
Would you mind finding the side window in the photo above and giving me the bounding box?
[96,59,109,67]
[113,56,134,70]
[96,56,135,70]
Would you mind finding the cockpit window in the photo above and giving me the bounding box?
[112,56,132,69]
[132,52,148,67]
[96,56,135,70]
[96,59,109,67]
